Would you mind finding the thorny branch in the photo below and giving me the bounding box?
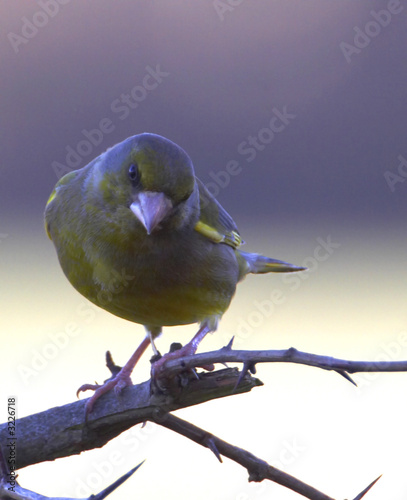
[152,413,381,500]
[0,446,143,500]
[2,342,406,499]
[162,340,407,382]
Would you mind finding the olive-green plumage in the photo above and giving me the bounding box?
[45,133,303,342]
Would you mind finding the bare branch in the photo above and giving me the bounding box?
[152,412,336,500]
[0,368,261,470]
[151,413,383,500]
[162,344,407,380]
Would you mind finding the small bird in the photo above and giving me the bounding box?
[45,133,304,411]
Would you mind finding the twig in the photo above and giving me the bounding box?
[0,446,143,500]
[152,413,380,500]
[152,412,335,500]
[162,343,407,381]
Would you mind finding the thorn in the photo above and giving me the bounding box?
[223,336,234,350]
[150,352,162,364]
[169,342,183,353]
[191,367,200,380]
[336,369,357,387]
[233,361,255,390]
[89,460,145,499]
[204,437,222,463]
[105,351,121,378]
[352,475,382,500]
[105,350,114,370]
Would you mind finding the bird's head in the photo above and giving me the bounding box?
[92,133,198,234]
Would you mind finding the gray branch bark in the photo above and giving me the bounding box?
[0,368,260,470]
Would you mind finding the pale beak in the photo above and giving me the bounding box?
[130,191,173,234]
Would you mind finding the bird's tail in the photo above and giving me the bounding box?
[238,250,306,275]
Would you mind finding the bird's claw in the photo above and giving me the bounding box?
[76,382,102,397]
[151,343,214,392]
[77,373,133,416]
[114,377,131,395]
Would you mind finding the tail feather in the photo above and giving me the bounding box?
[239,250,306,275]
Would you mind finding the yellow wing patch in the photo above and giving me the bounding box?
[44,189,58,240]
[194,221,242,249]
[45,189,57,208]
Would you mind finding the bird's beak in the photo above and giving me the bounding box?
[264,259,307,273]
[130,191,173,235]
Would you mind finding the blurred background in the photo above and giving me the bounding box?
[1,1,407,498]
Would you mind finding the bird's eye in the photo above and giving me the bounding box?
[128,163,140,185]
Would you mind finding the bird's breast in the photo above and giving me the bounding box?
[68,230,240,327]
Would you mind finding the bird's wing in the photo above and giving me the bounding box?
[194,177,243,249]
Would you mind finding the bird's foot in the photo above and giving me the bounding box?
[76,337,150,420]
[77,368,133,416]
[151,341,214,390]
[76,345,151,417]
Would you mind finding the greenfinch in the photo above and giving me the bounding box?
[45,133,304,409]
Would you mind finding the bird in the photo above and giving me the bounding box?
[44,133,305,412]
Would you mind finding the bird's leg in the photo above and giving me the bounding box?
[151,323,214,380]
[77,335,151,415]
[146,326,160,356]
